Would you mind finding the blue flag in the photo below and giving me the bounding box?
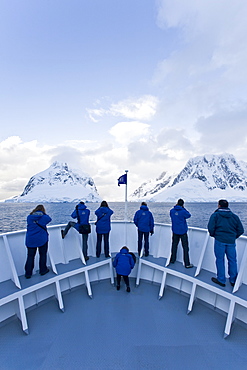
[118,173,127,186]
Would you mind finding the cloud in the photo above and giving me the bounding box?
[110,95,159,120]
[156,0,247,38]
[127,128,194,164]
[157,128,193,150]
[48,146,87,173]
[0,136,51,174]
[87,95,159,122]
[109,121,150,145]
[128,138,158,163]
[1,178,27,192]
[0,136,53,200]
[151,0,247,161]
[195,109,247,153]
[87,108,107,123]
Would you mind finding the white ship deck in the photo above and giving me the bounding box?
[1,277,247,370]
[1,221,247,369]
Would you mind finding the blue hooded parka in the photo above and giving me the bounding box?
[170,205,191,235]
[95,206,114,234]
[133,205,154,233]
[71,203,90,232]
[25,211,52,248]
[113,247,135,276]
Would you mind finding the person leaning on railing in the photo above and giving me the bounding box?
[25,204,52,279]
[208,199,244,288]
[133,202,154,257]
[61,201,91,261]
[95,200,114,258]
[169,198,193,269]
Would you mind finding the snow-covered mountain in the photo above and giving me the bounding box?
[5,162,101,203]
[130,154,247,202]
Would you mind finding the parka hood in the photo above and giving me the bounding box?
[77,203,87,210]
[216,208,232,218]
[120,247,129,254]
[30,211,44,220]
[174,205,183,211]
[140,205,149,211]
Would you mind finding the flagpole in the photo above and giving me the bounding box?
[124,170,128,221]
[124,170,128,245]
[118,171,128,245]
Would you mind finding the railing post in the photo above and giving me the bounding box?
[233,240,247,293]
[3,235,21,289]
[194,233,210,277]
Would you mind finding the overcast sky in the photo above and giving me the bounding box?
[1,0,247,201]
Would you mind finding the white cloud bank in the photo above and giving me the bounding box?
[153,0,247,141]
[87,95,159,122]
[109,121,150,145]
[0,130,196,202]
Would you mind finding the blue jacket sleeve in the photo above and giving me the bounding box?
[150,212,154,230]
[39,214,52,227]
[235,216,244,238]
[133,211,139,226]
[129,255,135,269]
[71,209,77,219]
[183,209,191,219]
[113,254,119,268]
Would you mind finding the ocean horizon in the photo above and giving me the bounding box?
[0,201,246,235]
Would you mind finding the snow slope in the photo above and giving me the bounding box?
[5,162,101,203]
[130,154,247,202]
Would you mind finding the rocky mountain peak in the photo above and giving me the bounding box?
[6,162,101,203]
[130,153,247,202]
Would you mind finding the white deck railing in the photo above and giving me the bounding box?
[0,221,247,337]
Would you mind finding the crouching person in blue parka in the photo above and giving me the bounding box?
[113,247,135,292]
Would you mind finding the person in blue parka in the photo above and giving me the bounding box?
[25,204,52,278]
[113,246,135,292]
[169,199,193,268]
[95,200,114,258]
[134,202,154,256]
[61,201,90,261]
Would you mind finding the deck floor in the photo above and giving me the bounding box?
[0,279,247,370]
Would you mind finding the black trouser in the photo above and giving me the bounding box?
[116,274,129,287]
[96,232,109,257]
[170,233,190,266]
[63,221,89,258]
[138,230,149,255]
[25,242,48,276]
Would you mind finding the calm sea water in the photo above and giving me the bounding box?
[0,202,246,235]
